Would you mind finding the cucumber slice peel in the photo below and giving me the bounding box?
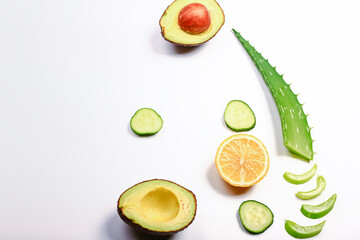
[224,100,256,132]
[296,175,326,200]
[239,200,273,234]
[285,220,325,239]
[283,164,317,184]
[301,193,337,219]
[130,108,163,136]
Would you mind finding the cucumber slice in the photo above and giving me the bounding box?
[239,200,274,234]
[130,108,163,136]
[224,100,256,132]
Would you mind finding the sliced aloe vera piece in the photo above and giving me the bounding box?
[296,175,326,200]
[301,194,337,219]
[285,220,325,239]
[283,164,317,184]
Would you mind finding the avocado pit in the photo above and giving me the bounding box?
[178,3,211,34]
[159,0,225,46]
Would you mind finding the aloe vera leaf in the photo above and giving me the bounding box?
[232,29,314,160]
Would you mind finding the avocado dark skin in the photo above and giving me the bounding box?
[117,179,197,236]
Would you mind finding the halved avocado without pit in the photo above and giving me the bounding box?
[160,0,225,47]
[117,179,197,235]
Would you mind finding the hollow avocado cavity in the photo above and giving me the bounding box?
[140,188,180,222]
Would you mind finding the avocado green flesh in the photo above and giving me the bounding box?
[118,179,196,233]
[160,0,224,46]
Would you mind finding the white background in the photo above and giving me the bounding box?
[1,0,359,239]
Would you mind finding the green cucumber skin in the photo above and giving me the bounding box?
[130,108,163,136]
[233,29,314,160]
[224,100,256,132]
[296,175,326,200]
[131,128,160,136]
[301,194,337,219]
[283,164,317,185]
[285,220,325,239]
[239,200,274,234]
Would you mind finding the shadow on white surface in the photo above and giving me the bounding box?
[207,163,252,196]
[105,213,123,239]
[105,213,174,240]
[127,122,138,137]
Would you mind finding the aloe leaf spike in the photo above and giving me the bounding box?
[233,29,314,160]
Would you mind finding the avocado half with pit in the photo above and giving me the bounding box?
[117,179,197,235]
[160,0,225,46]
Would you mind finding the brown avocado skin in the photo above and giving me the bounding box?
[159,0,225,47]
[117,179,197,236]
